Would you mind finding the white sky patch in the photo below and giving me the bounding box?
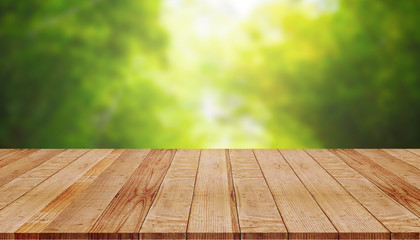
[301,0,340,18]
[240,116,264,137]
[201,90,223,121]
[158,0,335,147]
[213,0,273,21]
[193,15,212,38]
[163,0,276,39]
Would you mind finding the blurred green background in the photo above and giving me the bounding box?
[1,0,420,148]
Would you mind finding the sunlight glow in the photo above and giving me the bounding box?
[158,0,336,147]
[201,91,221,121]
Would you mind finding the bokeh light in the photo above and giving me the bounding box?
[1,0,419,148]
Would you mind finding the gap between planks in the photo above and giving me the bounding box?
[0,149,418,240]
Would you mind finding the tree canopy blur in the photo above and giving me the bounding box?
[1,0,420,148]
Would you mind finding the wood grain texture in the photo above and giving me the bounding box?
[332,149,420,218]
[253,149,338,240]
[140,149,200,240]
[229,149,287,240]
[41,149,150,240]
[382,149,420,170]
[89,149,176,239]
[0,149,26,162]
[16,149,126,239]
[0,149,64,187]
[355,149,420,189]
[0,149,39,169]
[307,149,420,240]
[187,149,240,240]
[0,149,25,160]
[0,149,114,239]
[0,149,88,210]
[0,149,14,157]
[280,149,388,239]
[0,149,417,240]
[407,149,420,157]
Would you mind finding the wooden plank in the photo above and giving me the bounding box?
[16,149,125,239]
[253,149,337,240]
[40,149,150,240]
[0,149,64,187]
[0,149,114,238]
[356,149,420,189]
[0,149,39,169]
[229,149,287,240]
[140,149,200,240]
[307,149,420,240]
[187,149,240,240]
[0,149,20,159]
[0,149,88,210]
[332,149,420,218]
[280,149,388,239]
[382,149,420,170]
[88,149,175,240]
[407,149,420,157]
[0,149,14,157]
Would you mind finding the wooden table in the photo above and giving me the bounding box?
[0,149,419,240]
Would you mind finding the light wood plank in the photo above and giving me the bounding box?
[356,149,420,189]
[280,149,388,239]
[0,149,63,187]
[229,149,287,240]
[332,149,420,218]
[140,149,201,240]
[0,149,14,157]
[0,149,114,238]
[281,149,389,239]
[16,149,125,239]
[0,148,416,239]
[88,149,176,240]
[0,149,88,210]
[407,149,420,157]
[253,149,337,240]
[307,149,420,240]
[0,149,21,159]
[40,149,150,240]
[383,149,420,170]
[187,149,240,240]
[0,149,39,169]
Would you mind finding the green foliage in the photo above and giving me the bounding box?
[1,0,420,148]
[0,0,169,147]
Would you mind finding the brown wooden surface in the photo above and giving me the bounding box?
[187,149,240,240]
[230,149,287,239]
[0,148,418,240]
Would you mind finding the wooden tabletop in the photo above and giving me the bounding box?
[0,149,419,240]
